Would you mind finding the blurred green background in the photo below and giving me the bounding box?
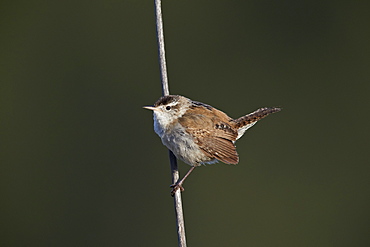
[1,1,369,246]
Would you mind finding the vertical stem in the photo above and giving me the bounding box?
[169,151,187,246]
[154,0,169,96]
[154,1,187,246]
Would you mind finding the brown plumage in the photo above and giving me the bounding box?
[144,95,281,195]
[178,108,239,164]
[176,101,281,165]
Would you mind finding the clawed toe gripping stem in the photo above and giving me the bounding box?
[169,166,196,196]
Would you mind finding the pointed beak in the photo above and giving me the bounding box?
[143,106,158,111]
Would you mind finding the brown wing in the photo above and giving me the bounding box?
[178,111,239,164]
[196,136,239,164]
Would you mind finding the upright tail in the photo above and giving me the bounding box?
[232,107,281,140]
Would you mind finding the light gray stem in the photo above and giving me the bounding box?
[154,0,169,96]
[154,1,187,246]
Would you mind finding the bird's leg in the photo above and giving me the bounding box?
[170,166,196,196]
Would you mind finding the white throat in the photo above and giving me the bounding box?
[152,101,190,137]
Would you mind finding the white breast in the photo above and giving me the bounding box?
[158,122,211,166]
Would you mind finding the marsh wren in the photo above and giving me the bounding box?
[144,95,281,196]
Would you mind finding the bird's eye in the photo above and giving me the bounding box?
[166,106,171,111]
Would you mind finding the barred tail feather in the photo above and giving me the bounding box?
[233,107,281,139]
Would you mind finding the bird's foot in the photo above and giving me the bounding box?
[170,183,185,197]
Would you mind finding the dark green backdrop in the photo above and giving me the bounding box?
[1,1,369,246]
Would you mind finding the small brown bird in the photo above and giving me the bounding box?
[144,95,281,196]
